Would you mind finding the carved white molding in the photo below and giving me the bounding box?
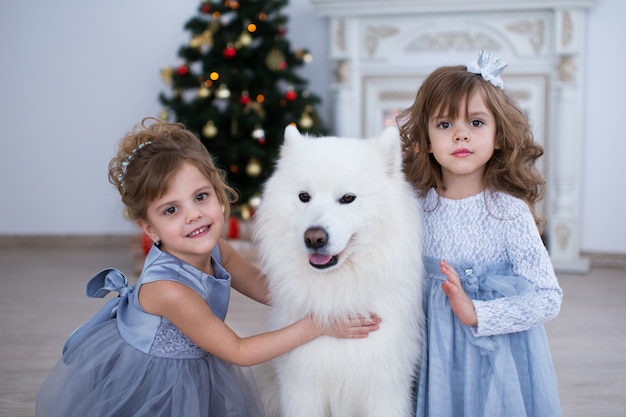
[312,0,595,16]
[312,0,596,273]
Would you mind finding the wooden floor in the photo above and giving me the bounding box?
[1,236,625,417]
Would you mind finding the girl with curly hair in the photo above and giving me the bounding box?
[398,51,563,416]
[36,118,379,417]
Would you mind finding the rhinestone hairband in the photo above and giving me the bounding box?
[466,50,508,89]
[117,141,152,184]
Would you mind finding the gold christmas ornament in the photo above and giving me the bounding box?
[209,19,220,32]
[238,31,252,47]
[243,101,265,117]
[266,48,286,71]
[239,204,251,220]
[197,86,211,98]
[299,112,313,129]
[190,30,213,50]
[189,35,202,48]
[202,120,218,138]
[245,158,262,177]
[158,109,169,121]
[161,67,174,86]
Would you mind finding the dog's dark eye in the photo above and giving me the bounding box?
[339,194,356,204]
[298,192,311,203]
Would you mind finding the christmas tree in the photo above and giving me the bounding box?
[159,0,327,217]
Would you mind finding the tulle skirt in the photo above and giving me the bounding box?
[415,257,562,417]
[36,320,264,417]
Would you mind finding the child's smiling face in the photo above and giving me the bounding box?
[138,161,224,272]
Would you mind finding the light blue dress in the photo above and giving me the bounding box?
[36,245,264,417]
[416,189,563,417]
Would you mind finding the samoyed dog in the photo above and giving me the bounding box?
[252,126,423,417]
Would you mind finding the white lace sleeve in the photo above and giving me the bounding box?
[472,206,563,337]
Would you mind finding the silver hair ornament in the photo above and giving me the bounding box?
[117,141,152,184]
[466,50,508,89]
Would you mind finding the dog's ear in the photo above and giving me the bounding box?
[378,126,403,177]
[281,124,303,155]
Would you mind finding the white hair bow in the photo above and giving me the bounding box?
[466,50,508,89]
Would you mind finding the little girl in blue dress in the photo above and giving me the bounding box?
[398,51,563,416]
[35,118,380,417]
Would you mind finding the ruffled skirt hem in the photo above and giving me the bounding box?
[36,321,264,417]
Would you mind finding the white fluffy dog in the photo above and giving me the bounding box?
[252,126,423,417]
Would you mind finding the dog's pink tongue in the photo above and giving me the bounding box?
[309,254,332,265]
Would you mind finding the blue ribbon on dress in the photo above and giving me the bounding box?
[423,256,532,354]
[63,268,134,355]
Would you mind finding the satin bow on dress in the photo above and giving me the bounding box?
[63,268,133,355]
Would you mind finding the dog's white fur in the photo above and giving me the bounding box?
[252,126,423,417]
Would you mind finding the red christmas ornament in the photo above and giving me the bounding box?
[141,233,152,255]
[223,45,237,58]
[201,4,211,13]
[285,90,297,101]
[278,26,286,36]
[228,216,240,239]
[279,61,288,70]
[177,65,189,76]
[240,94,251,105]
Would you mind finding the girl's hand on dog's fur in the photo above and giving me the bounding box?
[323,314,381,339]
[439,260,478,326]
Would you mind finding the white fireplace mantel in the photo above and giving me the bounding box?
[311,0,595,273]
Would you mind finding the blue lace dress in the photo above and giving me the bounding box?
[36,245,264,417]
[415,189,563,417]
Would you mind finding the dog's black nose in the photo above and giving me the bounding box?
[304,227,328,249]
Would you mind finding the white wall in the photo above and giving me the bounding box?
[581,0,626,254]
[0,0,623,255]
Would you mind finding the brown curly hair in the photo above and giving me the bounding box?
[397,65,546,232]
[108,117,237,223]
